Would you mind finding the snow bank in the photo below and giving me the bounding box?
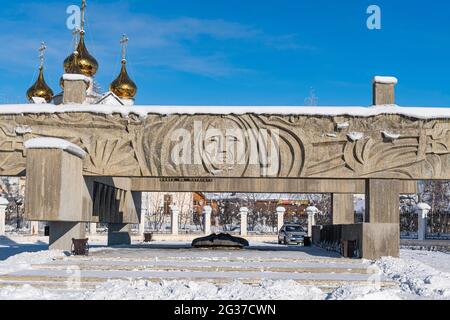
[376,251,450,299]
[0,250,63,276]
[0,280,325,300]
[24,137,86,159]
[0,104,450,119]
[328,285,402,300]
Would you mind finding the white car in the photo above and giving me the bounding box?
[278,224,307,245]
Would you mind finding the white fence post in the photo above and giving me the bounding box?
[0,197,7,236]
[171,205,179,236]
[416,203,431,241]
[276,207,286,232]
[306,206,319,237]
[90,222,97,235]
[240,207,249,236]
[203,206,212,235]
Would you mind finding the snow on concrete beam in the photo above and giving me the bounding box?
[373,76,398,85]
[0,104,450,120]
[24,137,87,159]
[62,74,91,84]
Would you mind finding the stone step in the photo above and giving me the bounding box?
[1,267,392,283]
[31,263,372,274]
[0,275,398,293]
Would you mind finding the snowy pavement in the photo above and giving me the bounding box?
[0,236,449,300]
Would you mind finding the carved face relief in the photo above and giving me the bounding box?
[201,118,247,176]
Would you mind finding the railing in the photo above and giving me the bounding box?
[400,209,450,240]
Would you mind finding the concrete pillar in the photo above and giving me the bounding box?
[108,224,131,246]
[306,206,318,237]
[364,179,400,258]
[0,197,8,236]
[332,194,354,225]
[48,222,86,251]
[30,221,39,235]
[276,207,285,232]
[171,205,179,236]
[90,223,97,235]
[373,76,397,106]
[416,203,431,241]
[365,179,400,223]
[240,207,249,236]
[63,78,88,104]
[203,206,212,235]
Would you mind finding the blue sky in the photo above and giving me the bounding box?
[0,0,449,106]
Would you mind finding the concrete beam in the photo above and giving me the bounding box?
[132,177,416,195]
[332,194,354,225]
[132,178,366,194]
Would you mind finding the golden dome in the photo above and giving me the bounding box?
[60,51,89,89]
[27,66,54,103]
[63,31,98,77]
[110,60,137,99]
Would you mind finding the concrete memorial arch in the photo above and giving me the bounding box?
[1,77,449,259]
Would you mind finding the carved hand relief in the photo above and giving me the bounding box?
[1,113,450,179]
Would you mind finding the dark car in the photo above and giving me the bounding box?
[278,224,307,245]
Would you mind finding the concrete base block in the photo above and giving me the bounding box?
[314,223,399,260]
[108,224,131,246]
[48,222,86,251]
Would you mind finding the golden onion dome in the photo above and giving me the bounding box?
[63,31,98,77]
[110,60,137,99]
[59,51,89,89]
[26,66,54,103]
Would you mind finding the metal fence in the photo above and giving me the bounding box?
[400,209,450,240]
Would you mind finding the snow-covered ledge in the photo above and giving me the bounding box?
[62,73,91,84]
[373,76,398,85]
[24,138,87,159]
[1,104,450,119]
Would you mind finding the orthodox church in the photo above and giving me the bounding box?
[26,0,137,106]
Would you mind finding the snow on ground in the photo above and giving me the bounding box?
[375,251,450,299]
[0,237,449,300]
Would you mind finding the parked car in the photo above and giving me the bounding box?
[278,224,307,245]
